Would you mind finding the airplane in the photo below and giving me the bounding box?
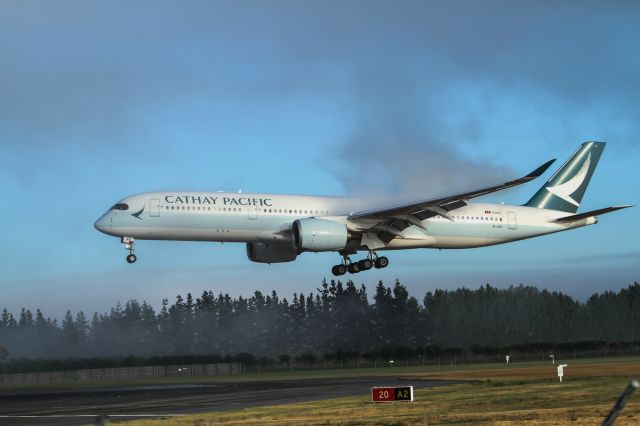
[95,142,632,276]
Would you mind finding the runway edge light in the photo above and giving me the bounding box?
[371,386,414,403]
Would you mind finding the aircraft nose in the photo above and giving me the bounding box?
[94,214,110,233]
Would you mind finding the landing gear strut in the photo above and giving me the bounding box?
[331,250,388,276]
[122,237,137,264]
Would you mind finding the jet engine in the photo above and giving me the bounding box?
[246,242,298,263]
[292,218,350,252]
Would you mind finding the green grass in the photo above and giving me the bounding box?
[1,357,638,424]
[120,357,640,425]
[2,355,639,394]
[123,376,640,425]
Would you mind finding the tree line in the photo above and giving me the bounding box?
[1,280,639,362]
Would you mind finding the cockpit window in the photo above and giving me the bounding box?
[111,203,129,211]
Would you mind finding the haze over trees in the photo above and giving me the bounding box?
[1,280,639,361]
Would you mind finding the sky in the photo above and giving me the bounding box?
[1,0,639,318]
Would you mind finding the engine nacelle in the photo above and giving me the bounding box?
[246,242,298,263]
[292,218,348,252]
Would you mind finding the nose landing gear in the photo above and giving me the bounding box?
[331,251,388,276]
[122,237,137,264]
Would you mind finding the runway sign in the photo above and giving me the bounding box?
[371,386,414,403]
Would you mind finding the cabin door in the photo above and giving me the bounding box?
[507,211,517,230]
[149,199,160,217]
[248,206,257,220]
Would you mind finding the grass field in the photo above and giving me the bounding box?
[125,357,640,425]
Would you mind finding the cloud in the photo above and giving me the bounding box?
[2,1,638,149]
[312,1,640,196]
[325,70,514,198]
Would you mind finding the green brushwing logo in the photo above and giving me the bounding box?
[545,152,591,207]
[131,206,145,220]
[524,142,605,213]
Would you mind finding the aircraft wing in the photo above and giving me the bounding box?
[347,159,556,243]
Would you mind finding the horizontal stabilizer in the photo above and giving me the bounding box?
[552,205,633,223]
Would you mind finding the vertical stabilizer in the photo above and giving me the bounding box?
[525,141,605,213]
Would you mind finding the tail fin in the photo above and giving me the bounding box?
[525,141,605,213]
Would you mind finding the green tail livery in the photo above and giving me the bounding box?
[525,141,605,213]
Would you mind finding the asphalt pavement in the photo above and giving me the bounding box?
[0,376,463,425]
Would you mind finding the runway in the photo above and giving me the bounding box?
[0,376,463,425]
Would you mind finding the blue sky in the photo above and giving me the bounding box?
[1,1,638,317]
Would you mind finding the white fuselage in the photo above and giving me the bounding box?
[94,191,595,251]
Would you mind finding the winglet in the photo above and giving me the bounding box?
[526,159,556,180]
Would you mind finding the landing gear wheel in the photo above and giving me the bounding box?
[358,259,373,270]
[122,237,137,264]
[348,263,361,274]
[374,256,389,269]
[332,265,346,276]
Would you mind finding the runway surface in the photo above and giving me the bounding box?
[0,376,463,425]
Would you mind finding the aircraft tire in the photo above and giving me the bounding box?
[374,256,389,268]
[358,259,373,270]
[126,254,137,264]
[348,263,360,274]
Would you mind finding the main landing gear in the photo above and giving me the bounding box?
[331,251,389,276]
[122,237,137,264]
